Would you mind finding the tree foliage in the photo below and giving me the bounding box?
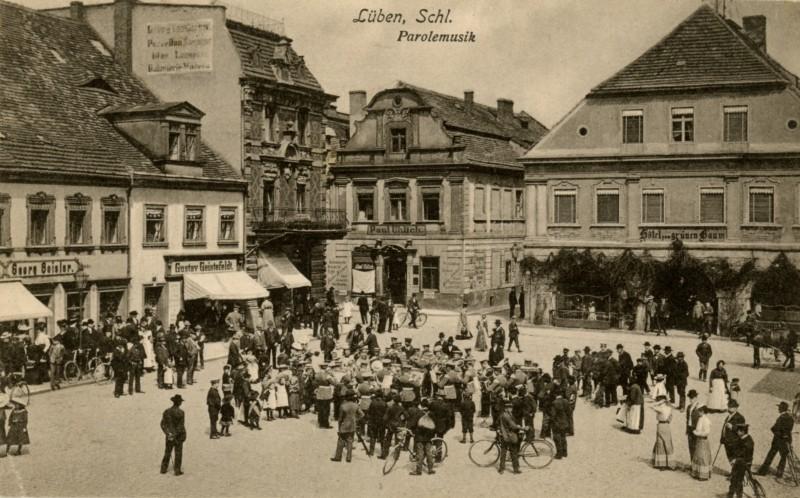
[751,252,800,306]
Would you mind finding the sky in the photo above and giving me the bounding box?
[21,0,800,128]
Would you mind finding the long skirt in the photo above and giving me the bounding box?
[142,337,155,370]
[691,437,712,480]
[289,392,301,412]
[652,423,675,469]
[276,385,289,408]
[474,331,487,352]
[626,404,644,432]
[707,378,727,411]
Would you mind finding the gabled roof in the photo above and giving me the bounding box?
[227,20,325,94]
[396,81,548,148]
[0,0,239,183]
[98,101,205,118]
[590,4,796,96]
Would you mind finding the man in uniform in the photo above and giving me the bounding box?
[207,379,221,439]
[498,400,523,474]
[407,293,421,329]
[128,336,145,395]
[756,401,795,478]
[674,352,690,410]
[160,394,187,475]
[551,387,571,458]
[366,391,387,456]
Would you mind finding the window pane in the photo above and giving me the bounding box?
[422,192,440,221]
[390,128,406,152]
[389,193,406,221]
[296,184,306,211]
[185,208,203,241]
[185,127,198,161]
[642,192,664,223]
[169,124,182,160]
[596,191,619,224]
[749,190,773,223]
[421,257,439,290]
[515,191,524,218]
[68,210,86,244]
[30,209,50,245]
[700,190,724,223]
[623,114,643,144]
[103,210,120,244]
[357,193,374,221]
[220,208,236,241]
[724,108,748,142]
[263,183,274,213]
[554,192,576,224]
[145,207,164,243]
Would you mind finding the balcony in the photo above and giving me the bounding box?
[253,208,348,234]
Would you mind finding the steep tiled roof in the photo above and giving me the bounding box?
[397,81,548,148]
[0,1,239,182]
[591,5,794,95]
[227,21,324,93]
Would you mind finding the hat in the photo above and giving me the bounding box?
[194,324,202,330]
[653,344,661,350]
[701,334,708,341]
[616,344,623,349]
[654,373,665,381]
[0,332,11,340]
[495,319,501,325]
[17,323,30,332]
[211,379,220,385]
[676,352,684,358]
[664,346,672,352]
[688,389,698,398]
[643,341,651,346]
[404,337,412,343]
[778,401,789,411]
[170,394,184,404]
[583,346,591,352]
[727,399,739,408]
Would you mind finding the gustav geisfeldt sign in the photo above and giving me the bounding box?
[145,19,213,74]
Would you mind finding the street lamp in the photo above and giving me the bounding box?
[74,265,88,350]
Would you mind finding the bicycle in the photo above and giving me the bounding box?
[382,427,448,475]
[63,348,92,383]
[2,372,30,407]
[468,429,555,469]
[88,354,114,385]
[396,310,428,329]
[744,468,767,498]
[775,432,799,487]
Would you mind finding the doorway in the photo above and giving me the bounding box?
[383,252,407,304]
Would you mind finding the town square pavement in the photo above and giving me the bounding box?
[3,312,798,498]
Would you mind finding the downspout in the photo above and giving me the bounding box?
[127,171,133,314]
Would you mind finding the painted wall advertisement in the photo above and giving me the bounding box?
[145,19,213,74]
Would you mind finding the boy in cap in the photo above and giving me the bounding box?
[460,392,476,444]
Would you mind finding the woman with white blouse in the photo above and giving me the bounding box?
[691,405,713,480]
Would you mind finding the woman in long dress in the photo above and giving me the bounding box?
[140,328,156,371]
[456,304,471,339]
[6,400,29,456]
[691,406,712,480]
[341,297,352,325]
[275,375,289,418]
[651,396,676,470]
[288,372,301,417]
[625,382,645,434]
[707,360,729,412]
[474,319,487,352]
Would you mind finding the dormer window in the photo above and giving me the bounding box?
[169,122,199,161]
[390,128,407,153]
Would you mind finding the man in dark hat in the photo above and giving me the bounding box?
[331,390,363,463]
[491,319,505,348]
[616,344,633,397]
[728,424,754,498]
[674,352,689,410]
[207,379,221,439]
[128,335,145,395]
[756,401,795,478]
[722,399,746,470]
[685,389,701,459]
[695,335,713,381]
[160,394,187,475]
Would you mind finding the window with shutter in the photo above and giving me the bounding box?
[596,189,620,224]
[748,187,774,223]
[622,110,643,144]
[642,190,664,223]
[554,190,576,224]
[724,106,748,142]
[700,188,724,223]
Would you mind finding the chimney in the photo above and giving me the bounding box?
[69,1,84,21]
[113,0,136,71]
[349,90,367,137]
[742,15,766,52]
[464,90,474,111]
[497,98,514,122]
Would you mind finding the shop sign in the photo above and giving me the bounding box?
[639,226,726,242]
[168,258,237,276]
[145,19,213,74]
[1,258,80,279]
[367,224,426,235]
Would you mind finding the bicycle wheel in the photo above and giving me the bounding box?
[382,445,402,475]
[468,439,500,467]
[396,311,409,328]
[63,361,80,383]
[521,439,555,469]
[431,437,448,463]
[88,358,101,383]
[417,313,428,327]
[10,382,30,407]
[750,475,767,498]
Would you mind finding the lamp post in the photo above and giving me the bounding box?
[74,265,88,350]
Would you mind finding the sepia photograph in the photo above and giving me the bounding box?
[1,0,799,496]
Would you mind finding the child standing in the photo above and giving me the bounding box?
[221,364,233,398]
[220,395,235,437]
[6,400,29,456]
[460,393,476,443]
[729,378,741,402]
[248,390,262,430]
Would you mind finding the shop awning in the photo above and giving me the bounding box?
[0,281,52,321]
[257,250,311,289]
[183,271,268,301]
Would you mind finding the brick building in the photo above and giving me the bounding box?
[328,82,547,309]
[520,5,800,326]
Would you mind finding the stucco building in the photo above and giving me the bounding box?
[47,0,347,309]
[0,1,253,330]
[520,5,800,325]
[328,83,547,308]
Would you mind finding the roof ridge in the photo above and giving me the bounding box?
[0,0,85,24]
